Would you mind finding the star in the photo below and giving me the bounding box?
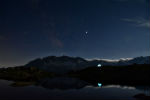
[85,31,88,34]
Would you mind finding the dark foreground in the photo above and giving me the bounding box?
[0,64,150,100]
[0,64,149,84]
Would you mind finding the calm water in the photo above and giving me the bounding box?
[0,78,149,100]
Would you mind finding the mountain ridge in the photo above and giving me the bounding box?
[25,56,150,73]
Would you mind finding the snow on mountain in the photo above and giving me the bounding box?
[25,56,150,73]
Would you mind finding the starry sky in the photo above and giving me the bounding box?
[0,0,150,66]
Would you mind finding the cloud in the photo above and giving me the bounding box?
[122,18,150,28]
[86,58,133,62]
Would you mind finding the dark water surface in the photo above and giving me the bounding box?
[0,78,149,100]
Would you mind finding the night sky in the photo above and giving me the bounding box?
[0,0,150,66]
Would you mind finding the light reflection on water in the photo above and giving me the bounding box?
[97,83,102,87]
[103,85,135,89]
[0,79,149,100]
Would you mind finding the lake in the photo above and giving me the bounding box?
[0,77,149,100]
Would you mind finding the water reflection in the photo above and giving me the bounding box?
[7,77,150,93]
[135,86,150,96]
[103,85,135,90]
[36,77,89,90]
[97,83,102,87]
[0,78,150,100]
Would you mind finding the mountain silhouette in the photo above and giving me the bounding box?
[25,56,150,73]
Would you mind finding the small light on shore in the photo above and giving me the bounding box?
[97,64,102,67]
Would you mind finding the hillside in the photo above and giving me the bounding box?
[25,56,150,73]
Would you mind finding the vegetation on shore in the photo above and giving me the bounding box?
[67,64,150,85]
[0,66,55,81]
[0,64,150,85]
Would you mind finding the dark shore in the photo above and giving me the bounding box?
[0,64,150,85]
